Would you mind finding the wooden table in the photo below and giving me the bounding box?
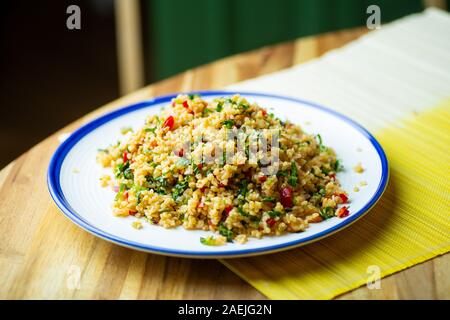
[1,27,448,299]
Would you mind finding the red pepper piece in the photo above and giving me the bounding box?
[163,116,174,130]
[224,205,233,216]
[280,186,293,208]
[337,206,350,218]
[338,193,348,203]
[267,218,276,227]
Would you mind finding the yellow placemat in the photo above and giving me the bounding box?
[221,100,450,299]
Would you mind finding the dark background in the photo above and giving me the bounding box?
[0,0,447,169]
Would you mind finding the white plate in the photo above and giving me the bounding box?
[48,91,388,258]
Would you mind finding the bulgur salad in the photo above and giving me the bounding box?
[97,94,349,245]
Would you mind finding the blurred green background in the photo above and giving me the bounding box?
[144,0,426,81]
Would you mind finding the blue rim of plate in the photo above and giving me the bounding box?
[48,91,389,258]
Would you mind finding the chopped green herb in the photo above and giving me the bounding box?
[267,211,282,218]
[319,207,335,220]
[216,102,223,112]
[202,108,212,116]
[319,188,326,196]
[276,170,288,177]
[172,179,189,202]
[333,159,344,172]
[262,196,276,202]
[237,179,248,198]
[316,134,328,152]
[200,236,217,246]
[237,207,249,217]
[234,102,249,111]
[145,127,157,134]
[188,93,199,100]
[218,223,234,242]
[123,166,134,180]
[221,119,235,129]
[288,162,298,187]
[115,161,132,179]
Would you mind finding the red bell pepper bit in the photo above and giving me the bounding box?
[337,206,350,218]
[338,193,348,203]
[266,218,276,227]
[175,149,184,157]
[123,152,129,163]
[261,109,267,116]
[280,186,293,208]
[123,190,129,200]
[329,173,336,180]
[129,210,137,215]
[182,100,189,109]
[258,176,267,183]
[224,205,233,216]
[163,116,174,130]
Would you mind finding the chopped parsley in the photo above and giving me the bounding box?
[218,223,234,242]
[319,207,335,220]
[188,93,200,100]
[237,179,248,198]
[333,159,344,172]
[288,162,298,187]
[276,170,288,177]
[316,134,327,152]
[200,236,217,246]
[262,196,276,202]
[216,102,223,112]
[267,211,282,218]
[221,119,235,129]
[145,127,157,134]
[172,179,189,202]
[115,161,133,180]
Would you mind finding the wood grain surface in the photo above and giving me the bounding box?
[1,27,448,299]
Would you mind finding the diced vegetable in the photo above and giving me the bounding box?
[262,196,276,203]
[258,176,267,182]
[218,223,234,242]
[224,205,233,216]
[337,206,350,218]
[288,162,298,187]
[280,186,293,208]
[338,193,348,203]
[221,119,235,129]
[319,207,335,220]
[267,211,282,218]
[266,218,276,227]
[163,116,174,130]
